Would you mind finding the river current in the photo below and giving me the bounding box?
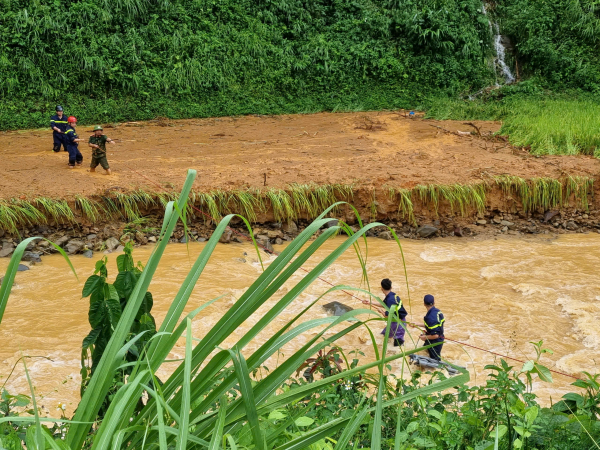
[0,234,598,416]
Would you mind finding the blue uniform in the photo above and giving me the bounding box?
[64,126,83,166]
[50,114,69,152]
[424,307,445,360]
[381,291,408,346]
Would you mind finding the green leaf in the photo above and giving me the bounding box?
[295,417,315,427]
[268,410,287,421]
[82,275,104,298]
[406,421,419,433]
[521,360,534,373]
[427,409,442,420]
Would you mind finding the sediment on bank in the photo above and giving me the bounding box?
[0,174,596,259]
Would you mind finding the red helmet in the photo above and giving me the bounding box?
[67,116,77,123]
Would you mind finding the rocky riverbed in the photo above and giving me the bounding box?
[1,206,599,265]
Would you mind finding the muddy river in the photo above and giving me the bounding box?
[0,234,598,416]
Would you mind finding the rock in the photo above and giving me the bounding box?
[269,222,282,229]
[527,226,537,234]
[86,234,97,241]
[492,216,502,224]
[275,238,283,245]
[198,237,207,242]
[476,219,487,225]
[282,220,298,234]
[180,236,189,244]
[256,237,274,253]
[0,229,4,238]
[25,240,37,251]
[322,301,354,316]
[147,236,157,243]
[453,226,463,237]
[17,264,29,272]
[21,251,42,263]
[219,229,233,243]
[566,221,579,231]
[37,240,50,248]
[104,237,120,251]
[378,231,393,240]
[55,235,70,247]
[323,219,338,228]
[500,220,514,227]
[116,245,125,252]
[501,226,508,232]
[267,230,283,239]
[82,250,94,258]
[233,236,245,243]
[136,232,148,244]
[417,225,438,238]
[65,239,85,254]
[0,243,15,258]
[583,214,589,219]
[543,210,559,223]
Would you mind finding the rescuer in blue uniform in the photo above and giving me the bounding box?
[64,116,83,168]
[419,294,445,360]
[364,279,408,347]
[50,105,69,152]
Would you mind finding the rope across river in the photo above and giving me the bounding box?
[122,165,582,382]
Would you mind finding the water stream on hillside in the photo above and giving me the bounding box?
[482,2,515,84]
[0,234,598,417]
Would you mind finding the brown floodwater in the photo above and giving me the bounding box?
[0,234,598,417]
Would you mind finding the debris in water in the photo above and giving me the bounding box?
[409,354,465,375]
[322,301,353,316]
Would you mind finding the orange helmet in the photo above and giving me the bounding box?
[67,116,77,123]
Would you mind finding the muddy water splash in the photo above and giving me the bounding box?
[0,235,598,416]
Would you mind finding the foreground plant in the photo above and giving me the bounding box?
[0,169,468,450]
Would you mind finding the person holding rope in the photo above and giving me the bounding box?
[363,278,407,348]
[418,294,445,361]
[88,125,115,175]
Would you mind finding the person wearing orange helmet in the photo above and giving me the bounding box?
[64,116,83,168]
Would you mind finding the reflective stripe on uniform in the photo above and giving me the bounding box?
[424,311,445,329]
[52,120,68,124]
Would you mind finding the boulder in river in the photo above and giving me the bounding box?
[17,264,30,271]
[323,219,338,228]
[417,225,438,238]
[65,239,85,254]
[104,237,120,251]
[0,242,15,258]
[82,250,94,258]
[282,220,298,234]
[378,231,393,240]
[256,237,274,253]
[219,229,233,243]
[323,301,354,317]
[21,251,42,263]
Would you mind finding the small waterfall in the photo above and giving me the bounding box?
[492,23,515,84]
[481,2,515,85]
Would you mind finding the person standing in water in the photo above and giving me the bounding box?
[50,105,69,152]
[419,294,445,361]
[365,278,407,347]
[64,116,83,168]
[88,125,115,175]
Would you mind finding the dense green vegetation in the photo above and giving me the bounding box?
[0,170,599,449]
[0,0,598,131]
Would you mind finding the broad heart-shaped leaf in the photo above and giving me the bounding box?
[89,290,107,329]
[114,270,139,301]
[82,275,105,298]
[106,284,122,326]
[138,292,154,320]
[82,328,101,349]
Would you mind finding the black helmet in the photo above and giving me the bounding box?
[56,105,63,112]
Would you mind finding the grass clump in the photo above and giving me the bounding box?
[495,175,594,212]
[424,95,600,156]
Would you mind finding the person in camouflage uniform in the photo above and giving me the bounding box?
[88,125,115,175]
